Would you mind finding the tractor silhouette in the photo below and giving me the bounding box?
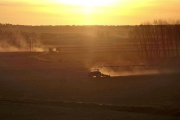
[89,68,110,78]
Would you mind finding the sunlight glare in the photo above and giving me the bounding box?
[53,0,118,7]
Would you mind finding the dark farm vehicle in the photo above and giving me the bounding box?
[89,68,110,78]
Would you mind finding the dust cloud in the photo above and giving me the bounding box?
[0,40,45,52]
[86,57,179,77]
[0,30,45,52]
[99,67,177,77]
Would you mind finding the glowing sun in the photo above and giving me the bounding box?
[54,0,117,7]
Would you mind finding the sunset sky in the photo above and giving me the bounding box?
[0,0,180,25]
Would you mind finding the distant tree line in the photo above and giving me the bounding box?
[130,20,180,60]
[0,23,132,27]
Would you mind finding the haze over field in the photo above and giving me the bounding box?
[0,0,180,25]
[1,0,180,119]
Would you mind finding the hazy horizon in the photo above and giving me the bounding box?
[0,0,180,25]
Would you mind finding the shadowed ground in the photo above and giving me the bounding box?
[0,52,180,119]
[0,99,179,120]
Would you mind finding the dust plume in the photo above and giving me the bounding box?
[0,30,45,52]
[99,67,176,77]
[87,60,180,77]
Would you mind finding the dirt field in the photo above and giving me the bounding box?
[0,99,179,120]
[0,51,180,119]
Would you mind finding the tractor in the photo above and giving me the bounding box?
[89,68,110,78]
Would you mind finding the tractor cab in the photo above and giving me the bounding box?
[93,68,100,72]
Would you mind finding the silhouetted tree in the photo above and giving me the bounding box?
[130,20,180,60]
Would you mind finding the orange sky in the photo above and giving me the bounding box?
[0,0,180,25]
